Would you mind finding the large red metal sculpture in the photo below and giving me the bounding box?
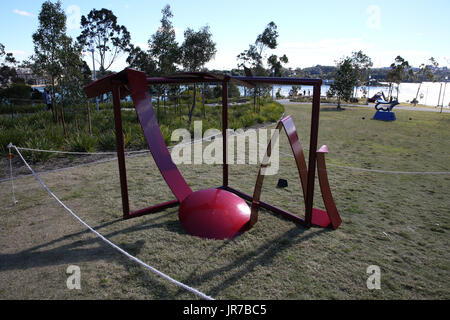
[84,68,341,239]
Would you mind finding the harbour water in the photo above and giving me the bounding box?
[32,81,449,108]
[269,81,449,107]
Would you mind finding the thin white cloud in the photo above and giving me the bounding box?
[13,9,33,17]
[9,50,27,57]
[134,42,150,50]
[277,38,376,67]
[206,37,449,70]
[367,49,435,68]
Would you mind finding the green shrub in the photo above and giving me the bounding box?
[98,130,117,151]
[159,124,172,146]
[0,97,284,162]
[42,126,66,149]
[0,104,46,114]
[22,136,55,162]
[0,127,27,155]
[69,133,98,152]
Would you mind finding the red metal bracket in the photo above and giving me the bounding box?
[248,117,342,229]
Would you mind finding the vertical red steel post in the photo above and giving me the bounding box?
[305,82,322,226]
[112,81,130,218]
[222,80,229,187]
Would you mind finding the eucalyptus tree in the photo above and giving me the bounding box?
[350,50,373,97]
[126,45,156,75]
[0,43,18,87]
[387,56,413,100]
[148,5,180,76]
[58,38,92,107]
[31,0,67,120]
[77,8,132,74]
[180,25,216,125]
[237,22,288,107]
[268,54,289,77]
[413,57,438,106]
[31,1,90,123]
[146,5,181,119]
[237,21,281,74]
[328,57,358,109]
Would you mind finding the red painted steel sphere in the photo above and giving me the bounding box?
[178,188,251,240]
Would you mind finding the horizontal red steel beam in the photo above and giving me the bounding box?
[146,75,322,87]
[84,71,130,99]
[220,186,307,226]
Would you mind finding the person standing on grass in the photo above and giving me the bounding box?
[44,88,52,111]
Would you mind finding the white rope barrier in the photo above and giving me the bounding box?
[13,120,278,156]
[14,146,149,156]
[274,147,450,175]
[8,144,214,300]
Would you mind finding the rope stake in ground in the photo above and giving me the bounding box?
[7,143,18,205]
[9,144,214,301]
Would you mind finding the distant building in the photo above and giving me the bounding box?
[15,68,46,86]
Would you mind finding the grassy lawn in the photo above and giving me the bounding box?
[0,103,449,299]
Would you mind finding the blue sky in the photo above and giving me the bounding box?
[1,0,449,71]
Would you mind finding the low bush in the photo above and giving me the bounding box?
[0,98,284,159]
[69,133,98,153]
[98,130,117,151]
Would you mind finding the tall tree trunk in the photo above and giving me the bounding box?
[157,95,160,121]
[51,76,57,123]
[253,88,257,112]
[414,83,422,106]
[202,83,206,118]
[188,84,197,126]
[437,82,443,108]
[87,101,92,135]
[60,104,67,138]
[163,90,166,120]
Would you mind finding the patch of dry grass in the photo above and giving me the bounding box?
[0,104,449,299]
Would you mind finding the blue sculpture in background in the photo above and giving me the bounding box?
[373,97,399,121]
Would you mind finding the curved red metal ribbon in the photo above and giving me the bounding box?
[250,116,341,229]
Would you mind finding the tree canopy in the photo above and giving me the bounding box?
[77,8,132,73]
[237,21,287,76]
[148,5,180,76]
[351,50,373,86]
[31,0,89,115]
[0,43,18,87]
[180,24,216,125]
[328,57,358,109]
[31,0,67,87]
[180,26,216,72]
